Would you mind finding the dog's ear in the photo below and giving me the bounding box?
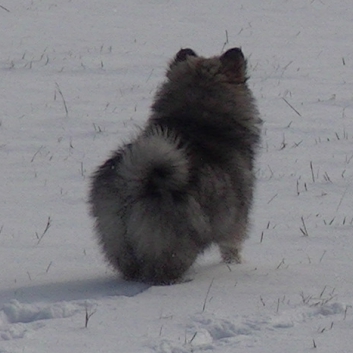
[173,48,198,64]
[220,48,247,83]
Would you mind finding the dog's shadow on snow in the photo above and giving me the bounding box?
[0,276,150,305]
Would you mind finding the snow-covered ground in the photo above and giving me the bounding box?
[1,1,353,352]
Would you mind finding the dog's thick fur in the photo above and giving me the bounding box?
[89,48,262,285]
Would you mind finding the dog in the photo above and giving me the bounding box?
[89,47,262,285]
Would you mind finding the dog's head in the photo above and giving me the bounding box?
[169,47,248,84]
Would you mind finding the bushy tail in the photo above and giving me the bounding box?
[119,128,189,197]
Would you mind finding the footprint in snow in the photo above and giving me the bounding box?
[0,299,94,341]
[150,301,349,352]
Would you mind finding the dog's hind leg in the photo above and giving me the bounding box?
[218,221,248,264]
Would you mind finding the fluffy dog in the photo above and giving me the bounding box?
[89,47,262,284]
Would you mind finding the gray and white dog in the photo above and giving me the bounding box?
[89,48,262,284]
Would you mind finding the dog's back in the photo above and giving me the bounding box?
[89,48,262,284]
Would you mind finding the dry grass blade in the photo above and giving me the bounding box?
[300,216,309,236]
[202,278,214,312]
[336,185,349,212]
[85,306,97,328]
[0,5,10,12]
[282,97,302,117]
[221,30,229,53]
[55,82,69,117]
[37,216,52,245]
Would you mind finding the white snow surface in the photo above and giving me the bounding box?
[1,0,353,352]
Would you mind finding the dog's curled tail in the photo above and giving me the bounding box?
[120,127,189,197]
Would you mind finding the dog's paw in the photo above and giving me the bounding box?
[221,248,242,264]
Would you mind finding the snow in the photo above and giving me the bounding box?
[1,0,353,352]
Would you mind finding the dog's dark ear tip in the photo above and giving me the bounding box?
[221,48,244,61]
[175,48,197,63]
[220,47,247,83]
